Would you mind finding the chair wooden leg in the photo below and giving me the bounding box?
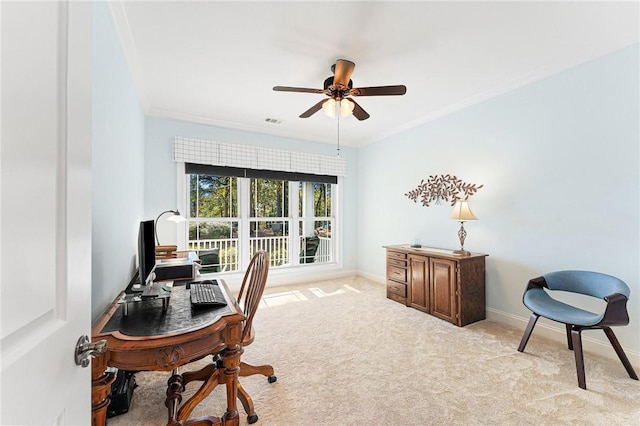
[239,361,275,378]
[603,327,639,380]
[181,363,217,388]
[177,368,221,421]
[566,324,573,350]
[518,313,539,352]
[571,328,587,389]
[237,380,258,423]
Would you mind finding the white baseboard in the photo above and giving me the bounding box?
[357,270,386,284]
[266,268,358,287]
[486,307,640,367]
[219,266,359,292]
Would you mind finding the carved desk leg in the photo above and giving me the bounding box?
[220,344,243,426]
[166,370,184,425]
[91,352,115,426]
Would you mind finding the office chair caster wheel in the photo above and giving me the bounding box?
[268,375,277,383]
[248,414,259,424]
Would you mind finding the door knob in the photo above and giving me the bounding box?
[74,335,107,368]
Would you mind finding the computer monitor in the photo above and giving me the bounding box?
[137,219,156,286]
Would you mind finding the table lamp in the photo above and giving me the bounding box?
[155,209,187,245]
[450,200,477,255]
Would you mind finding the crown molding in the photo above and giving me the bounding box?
[105,1,638,151]
[108,0,151,113]
[376,41,639,144]
[147,107,358,147]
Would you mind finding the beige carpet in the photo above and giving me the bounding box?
[108,276,640,426]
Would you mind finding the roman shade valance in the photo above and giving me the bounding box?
[173,136,347,178]
[185,163,338,184]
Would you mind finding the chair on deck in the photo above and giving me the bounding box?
[177,250,275,424]
[300,236,320,263]
[197,249,220,274]
[517,270,638,389]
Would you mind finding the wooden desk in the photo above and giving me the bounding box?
[91,281,245,426]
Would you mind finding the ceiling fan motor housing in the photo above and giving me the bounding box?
[324,77,353,91]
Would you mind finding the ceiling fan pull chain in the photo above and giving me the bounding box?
[336,116,341,157]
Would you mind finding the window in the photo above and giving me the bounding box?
[299,182,332,263]
[188,174,239,271]
[185,166,337,271]
[249,178,290,266]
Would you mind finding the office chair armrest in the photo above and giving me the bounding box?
[599,293,630,326]
[525,276,548,291]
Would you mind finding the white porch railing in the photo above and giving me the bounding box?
[251,236,289,266]
[188,238,238,271]
[316,237,331,263]
[188,235,332,271]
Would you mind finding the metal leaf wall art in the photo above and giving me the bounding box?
[405,174,483,207]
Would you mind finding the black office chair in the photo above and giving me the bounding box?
[517,270,638,389]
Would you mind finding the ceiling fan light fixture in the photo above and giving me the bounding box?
[322,98,354,119]
[322,98,337,118]
[340,98,355,117]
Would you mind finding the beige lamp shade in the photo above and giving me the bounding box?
[450,200,477,221]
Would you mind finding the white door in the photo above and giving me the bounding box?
[1,1,92,424]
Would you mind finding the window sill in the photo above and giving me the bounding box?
[200,262,354,291]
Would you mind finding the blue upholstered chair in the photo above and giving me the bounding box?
[517,270,638,389]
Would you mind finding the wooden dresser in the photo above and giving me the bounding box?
[384,245,487,327]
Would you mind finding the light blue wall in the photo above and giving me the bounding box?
[357,44,640,353]
[91,2,638,357]
[91,2,146,321]
[144,117,359,273]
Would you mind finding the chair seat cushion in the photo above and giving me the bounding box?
[524,287,604,326]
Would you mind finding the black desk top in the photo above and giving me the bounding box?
[100,284,233,337]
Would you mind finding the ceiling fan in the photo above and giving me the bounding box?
[273,59,406,121]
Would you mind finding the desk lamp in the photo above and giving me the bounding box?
[450,200,477,255]
[155,209,187,245]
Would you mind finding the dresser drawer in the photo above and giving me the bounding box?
[387,266,407,282]
[387,250,407,261]
[387,258,407,268]
[387,280,407,297]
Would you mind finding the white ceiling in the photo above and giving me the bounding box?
[110,1,639,148]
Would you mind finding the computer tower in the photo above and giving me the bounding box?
[154,260,196,281]
[107,369,137,418]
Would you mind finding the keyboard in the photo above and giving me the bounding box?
[190,282,227,308]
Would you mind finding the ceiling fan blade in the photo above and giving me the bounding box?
[350,85,407,96]
[273,86,324,94]
[299,99,326,118]
[348,98,370,121]
[333,59,355,88]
